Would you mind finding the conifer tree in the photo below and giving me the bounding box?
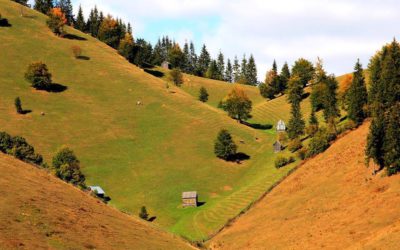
[217,52,225,80]
[323,75,340,126]
[168,43,184,69]
[139,206,149,220]
[383,103,400,175]
[310,58,328,111]
[347,60,368,125]
[189,42,197,74]
[118,33,134,62]
[239,55,247,84]
[196,44,211,76]
[214,129,237,160]
[233,56,240,83]
[56,0,73,25]
[279,62,291,94]
[14,97,23,114]
[34,0,53,14]
[182,42,190,73]
[246,54,258,86]
[206,60,219,80]
[225,59,233,82]
[199,86,209,102]
[75,5,85,32]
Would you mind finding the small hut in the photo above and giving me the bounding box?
[88,186,105,197]
[276,120,286,132]
[161,61,171,69]
[273,141,283,153]
[182,191,198,207]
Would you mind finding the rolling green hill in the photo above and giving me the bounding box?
[0,1,298,241]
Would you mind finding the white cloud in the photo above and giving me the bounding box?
[70,0,400,79]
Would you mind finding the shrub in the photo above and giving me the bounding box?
[9,136,43,165]
[14,97,23,114]
[297,147,309,160]
[307,129,330,158]
[52,147,85,187]
[288,138,302,152]
[0,132,12,153]
[71,45,82,58]
[199,86,209,102]
[25,62,52,90]
[214,129,237,160]
[47,8,67,36]
[275,156,295,169]
[139,206,149,220]
[306,124,319,137]
[169,68,183,87]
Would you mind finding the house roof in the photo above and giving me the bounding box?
[89,186,105,195]
[273,141,282,146]
[182,191,197,199]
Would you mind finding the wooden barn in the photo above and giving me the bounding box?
[161,61,171,69]
[182,191,198,207]
[273,141,283,153]
[276,120,286,132]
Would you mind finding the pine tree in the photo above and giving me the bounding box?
[199,86,209,102]
[233,56,240,83]
[189,42,197,74]
[206,60,219,80]
[214,129,237,160]
[347,59,368,125]
[182,42,190,73]
[383,103,400,175]
[279,62,291,94]
[139,206,149,220]
[323,75,340,125]
[217,52,225,80]
[310,58,328,111]
[87,6,100,37]
[74,5,85,32]
[168,43,184,69]
[56,0,73,25]
[366,107,385,170]
[34,0,53,14]
[287,76,305,139]
[239,55,247,84]
[246,54,258,86]
[196,44,211,76]
[225,59,233,82]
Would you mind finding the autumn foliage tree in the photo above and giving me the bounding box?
[222,86,252,122]
[47,8,67,36]
[98,15,121,49]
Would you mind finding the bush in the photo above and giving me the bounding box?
[47,8,67,36]
[288,138,302,152]
[139,206,149,220]
[71,45,82,58]
[0,132,12,153]
[170,68,183,87]
[277,132,288,145]
[52,147,85,187]
[297,147,309,160]
[306,124,318,137]
[0,133,43,165]
[307,129,330,158]
[275,156,295,169]
[25,62,52,90]
[214,129,237,160]
[14,97,23,114]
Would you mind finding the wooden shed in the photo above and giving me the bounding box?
[276,120,286,132]
[182,191,198,207]
[273,141,283,153]
[161,61,171,69]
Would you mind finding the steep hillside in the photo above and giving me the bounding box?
[0,1,297,240]
[209,122,400,249]
[0,154,194,250]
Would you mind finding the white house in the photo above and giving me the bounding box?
[276,120,286,132]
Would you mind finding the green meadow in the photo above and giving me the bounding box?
[0,0,309,241]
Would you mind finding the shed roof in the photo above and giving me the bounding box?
[182,191,197,199]
[89,186,105,195]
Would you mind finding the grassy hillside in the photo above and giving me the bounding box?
[209,122,400,249]
[0,1,298,240]
[0,153,194,250]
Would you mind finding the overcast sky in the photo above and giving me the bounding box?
[37,0,400,80]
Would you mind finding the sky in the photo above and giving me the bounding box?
[33,0,400,80]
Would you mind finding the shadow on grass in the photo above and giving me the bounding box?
[339,115,347,122]
[144,69,164,78]
[148,216,157,222]
[241,121,273,130]
[62,33,87,41]
[0,18,11,27]
[77,55,90,60]
[20,109,32,115]
[227,152,251,164]
[197,201,206,207]
[35,83,68,93]
[302,92,310,99]
[22,15,37,19]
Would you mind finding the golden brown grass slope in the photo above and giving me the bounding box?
[0,154,194,250]
[209,122,400,249]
